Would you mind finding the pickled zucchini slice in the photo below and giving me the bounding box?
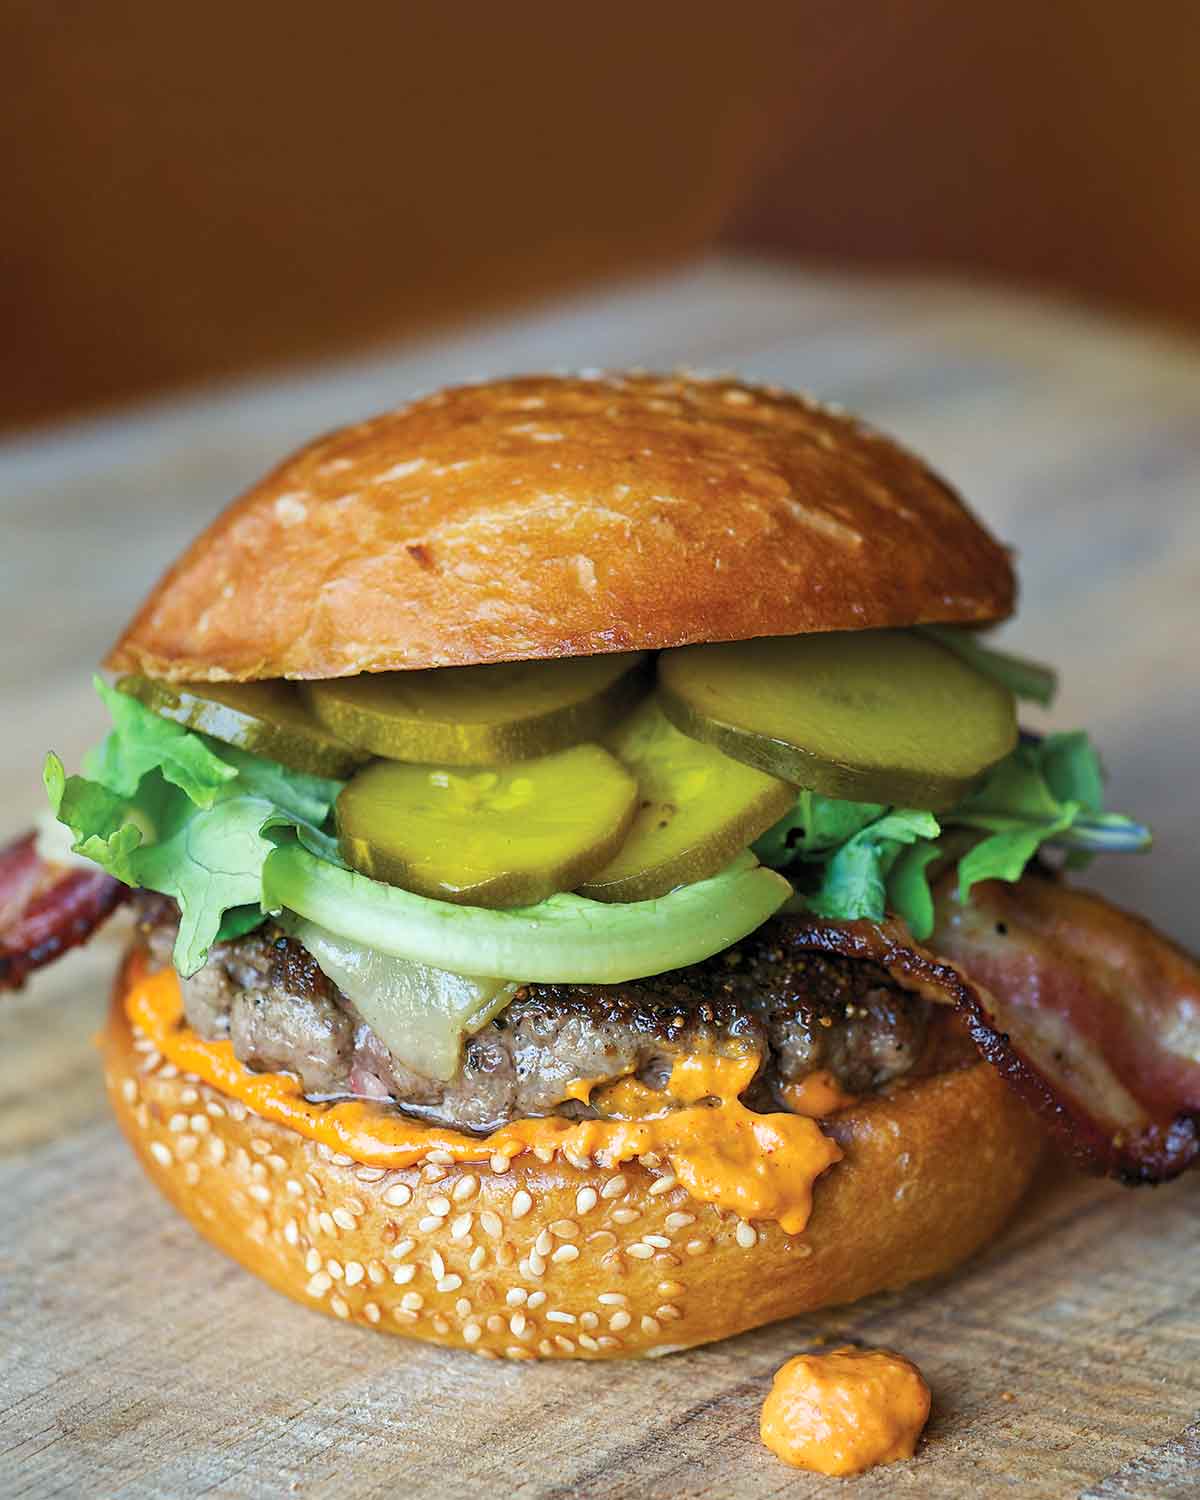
[305,652,650,765]
[658,631,1017,811]
[117,675,368,779]
[577,698,797,901]
[335,744,638,906]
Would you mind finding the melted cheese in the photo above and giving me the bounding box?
[123,958,842,1233]
[760,1347,931,1476]
[782,1070,859,1118]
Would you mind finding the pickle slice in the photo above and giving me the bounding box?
[335,744,638,906]
[658,631,1017,811]
[577,698,797,902]
[305,653,650,765]
[118,675,368,779]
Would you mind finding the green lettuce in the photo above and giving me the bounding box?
[755,731,1150,941]
[45,678,343,975]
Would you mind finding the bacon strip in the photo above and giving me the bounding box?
[782,876,1200,1182]
[0,831,129,991]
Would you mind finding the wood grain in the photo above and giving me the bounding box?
[2,260,1198,1496]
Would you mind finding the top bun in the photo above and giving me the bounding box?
[107,373,1015,682]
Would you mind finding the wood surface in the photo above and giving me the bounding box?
[2,259,1198,1497]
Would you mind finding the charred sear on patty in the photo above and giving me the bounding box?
[135,896,975,1133]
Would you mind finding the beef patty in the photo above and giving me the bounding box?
[135,896,975,1133]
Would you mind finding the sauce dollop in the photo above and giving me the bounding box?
[760,1346,930,1476]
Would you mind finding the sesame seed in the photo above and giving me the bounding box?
[527,1252,546,1277]
[575,1187,599,1215]
[504,1346,529,1360]
[382,1182,412,1207]
[597,1292,627,1306]
[329,1152,354,1166]
[368,1260,386,1284]
[452,1175,478,1202]
[641,1316,662,1336]
[430,1250,446,1280]
[463,1322,482,1344]
[490,1153,512,1174]
[685,1239,708,1256]
[344,1195,366,1216]
[586,1230,616,1250]
[427,1196,451,1218]
[609,1311,631,1331]
[250,1138,271,1156]
[426,1149,454,1165]
[564,1150,592,1171]
[510,1312,528,1337]
[643,1234,671,1249]
[479,1211,502,1238]
[390,1238,415,1260]
[511,1191,533,1219]
[735,1222,757,1249]
[149,1142,172,1168]
[330,1296,350,1320]
[248,1184,271,1205]
[332,1207,357,1231]
[305,1248,321,1273]
[547,1310,576,1325]
[580,1312,599,1331]
[266,1154,287,1175]
[526,1291,547,1310]
[364,1302,381,1324]
[175,1136,198,1160]
[640,1152,663,1168]
[450,1214,472,1240]
[392,1265,416,1285]
[664,1213,695,1232]
[432,1316,450,1335]
[318,1211,337,1236]
[344,1262,365,1287]
[207,1100,226,1118]
[657,1280,684,1297]
[549,1219,580,1241]
[533,1145,554,1165]
[285,1178,303,1196]
[422,1164,447,1184]
[534,1229,553,1257]
[395,1309,418,1324]
[455,1297,472,1318]
[160,1062,178,1080]
[648,1174,678,1197]
[507,1288,527,1306]
[611,1209,640,1225]
[326,1259,344,1279]
[468,1247,486,1271]
[283,1219,300,1246]
[579,1334,600,1352]
[400,1292,424,1312]
[554,1336,575,1354]
[418,1216,443,1233]
[190,1114,211,1136]
[487,1314,505,1333]
[183,1163,200,1187]
[538,1340,554,1357]
[436,1275,463,1293]
[597,1335,620,1350]
[657,1304,682,1321]
[121,1080,138,1105]
[355,1166,387,1183]
[168,1113,188,1133]
[626,1244,654,1260]
[306,1273,332,1298]
[552,1245,580,1264]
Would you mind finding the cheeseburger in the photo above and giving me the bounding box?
[4,373,1197,1361]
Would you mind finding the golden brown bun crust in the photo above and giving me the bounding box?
[104,977,1041,1359]
[106,374,1015,682]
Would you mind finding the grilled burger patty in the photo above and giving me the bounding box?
[136,895,976,1133]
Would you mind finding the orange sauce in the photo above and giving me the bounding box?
[760,1346,931,1476]
[782,1070,860,1117]
[124,958,842,1233]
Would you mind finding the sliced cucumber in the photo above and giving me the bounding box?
[335,744,638,906]
[304,652,650,765]
[578,697,797,901]
[658,630,1017,811]
[118,675,367,779]
[262,841,793,983]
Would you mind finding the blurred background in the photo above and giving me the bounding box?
[4,0,1199,432]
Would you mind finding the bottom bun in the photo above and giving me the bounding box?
[103,962,1042,1359]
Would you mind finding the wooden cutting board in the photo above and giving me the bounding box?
[2,260,1198,1498]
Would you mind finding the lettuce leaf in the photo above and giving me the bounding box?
[920,626,1058,706]
[756,730,1149,941]
[45,685,343,975]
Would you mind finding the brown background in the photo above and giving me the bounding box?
[4,1,1200,432]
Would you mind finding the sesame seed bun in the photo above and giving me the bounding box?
[104,967,1042,1359]
[106,373,1015,684]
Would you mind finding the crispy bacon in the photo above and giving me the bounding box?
[783,875,1200,1183]
[0,830,129,991]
